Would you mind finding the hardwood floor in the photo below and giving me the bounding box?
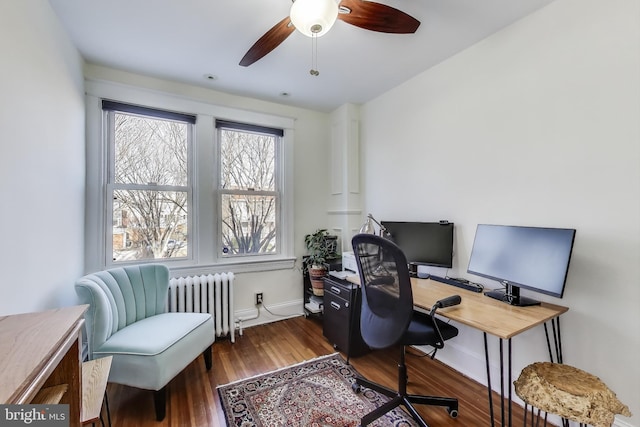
[105,315,529,427]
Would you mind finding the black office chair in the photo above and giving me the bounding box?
[351,233,461,427]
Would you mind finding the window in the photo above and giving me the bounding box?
[86,80,295,273]
[104,101,195,263]
[217,120,283,258]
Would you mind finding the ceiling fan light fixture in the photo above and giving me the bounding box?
[290,0,339,38]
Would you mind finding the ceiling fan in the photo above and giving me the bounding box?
[239,0,421,67]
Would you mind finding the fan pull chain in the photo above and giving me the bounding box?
[310,33,319,76]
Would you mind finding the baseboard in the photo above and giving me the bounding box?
[614,418,636,427]
[233,299,305,333]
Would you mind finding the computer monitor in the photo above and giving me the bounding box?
[467,224,576,306]
[381,221,454,274]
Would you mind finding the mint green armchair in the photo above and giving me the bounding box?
[75,264,214,421]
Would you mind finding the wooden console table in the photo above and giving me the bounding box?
[0,305,88,427]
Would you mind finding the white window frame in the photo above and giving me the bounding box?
[216,120,283,260]
[84,79,296,276]
[104,101,195,266]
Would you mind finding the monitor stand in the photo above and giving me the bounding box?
[408,263,419,278]
[484,283,541,307]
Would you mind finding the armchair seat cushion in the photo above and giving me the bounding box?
[94,312,214,391]
[96,312,212,356]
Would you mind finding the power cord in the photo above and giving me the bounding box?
[258,296,306,318]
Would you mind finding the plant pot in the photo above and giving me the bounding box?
[308,266,327,296]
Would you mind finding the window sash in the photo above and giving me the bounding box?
[219,193,279,257]
[110,187,190,262]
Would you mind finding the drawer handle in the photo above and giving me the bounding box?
[330,301,341,310]
[330,286,341,295]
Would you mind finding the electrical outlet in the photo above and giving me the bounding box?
[255,292,263,305]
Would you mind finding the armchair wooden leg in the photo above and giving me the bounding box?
[203,345,212,370]
[154,387,167,421]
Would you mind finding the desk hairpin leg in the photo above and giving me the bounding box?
[483,333,494,425]
[483,332,499,427]
[544,317,570,427]
[544,317,563,364]
[482,334,514,427]
[488,316,564,427]
[508,338,513,427]
[501,338,513,427]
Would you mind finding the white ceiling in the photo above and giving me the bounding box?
[48,0,555,112]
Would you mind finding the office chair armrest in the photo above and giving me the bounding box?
[432,295,462,310]
[428,295,461,356]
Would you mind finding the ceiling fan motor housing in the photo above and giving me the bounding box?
[290,0,339,37]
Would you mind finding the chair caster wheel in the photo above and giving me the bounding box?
[352,382,361,393]
[447,408,459,418]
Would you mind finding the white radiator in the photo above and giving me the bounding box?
[168,272,235,343]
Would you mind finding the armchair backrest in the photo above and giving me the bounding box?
[75,264,170,358]
[351,233,414,350]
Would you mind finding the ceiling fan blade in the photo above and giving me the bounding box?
[239,17,296,67]
[337,0,420,34]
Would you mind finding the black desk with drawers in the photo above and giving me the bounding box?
[322,275,370,359]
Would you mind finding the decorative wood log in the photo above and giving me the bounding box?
[514,362,631,427]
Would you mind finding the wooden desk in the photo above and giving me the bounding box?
[0,305,88,427]
[348,275,568,427]
[410,278,568,339]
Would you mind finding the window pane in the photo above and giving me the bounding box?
[112,189,188,261]
[220,194,277,256]
[114,113,188,186]
[220,129,275,191]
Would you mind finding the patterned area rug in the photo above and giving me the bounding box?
[217,353,418,426]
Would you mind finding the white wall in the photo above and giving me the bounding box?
[0,1,85,315]
[360,0,638,425]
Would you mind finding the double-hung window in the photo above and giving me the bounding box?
[104,101,195,263]
[85,80,296,275]
[216,120,282,258]
[87,81,295,273]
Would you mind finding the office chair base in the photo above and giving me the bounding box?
[353,377,459,427]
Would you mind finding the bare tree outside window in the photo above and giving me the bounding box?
[219,127,279,256]
[109,109,191,262]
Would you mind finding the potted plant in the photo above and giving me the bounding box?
[304,229,339,296]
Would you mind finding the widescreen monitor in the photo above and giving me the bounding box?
[381,221,454,271]
[467,224,576,306]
